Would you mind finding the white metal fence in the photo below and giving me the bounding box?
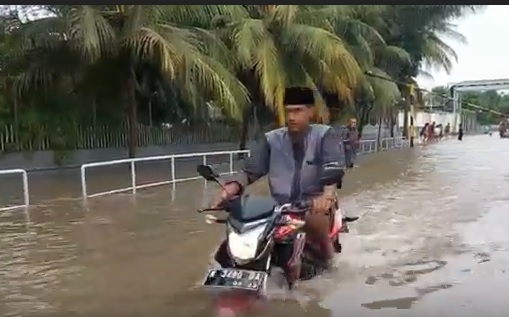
[0,169,29,211]
[81,150,250,199]
[356,137,408,154]
[80,137,407,200]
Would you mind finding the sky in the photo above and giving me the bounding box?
[417,5,509,90]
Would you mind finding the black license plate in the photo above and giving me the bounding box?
[203,268,266,291]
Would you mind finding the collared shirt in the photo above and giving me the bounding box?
[236,127,345,189]
[345,126,359,150]
[290,138,305,200]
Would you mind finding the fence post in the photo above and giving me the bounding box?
[171,156,176,191]
[22,170,29,207]
[0,169,30,211]
[81,166,88,199]
[229,152,234,174]
[130,161,136,194]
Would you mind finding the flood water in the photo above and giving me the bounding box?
[1,135,509,316]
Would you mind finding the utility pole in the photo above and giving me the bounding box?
[451,85,459,133]
[402,95,409,139]
[408,84,416,148]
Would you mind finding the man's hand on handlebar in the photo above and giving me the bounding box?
[211,181,242,208]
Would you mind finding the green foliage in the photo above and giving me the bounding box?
[463,91,509,124]
[431,85,509,125]
[0,5,483,158]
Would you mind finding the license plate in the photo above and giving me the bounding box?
[203,268,266,292]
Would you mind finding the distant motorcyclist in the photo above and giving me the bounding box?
[213,87,345,267]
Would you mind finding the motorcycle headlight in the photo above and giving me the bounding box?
[227,223,267,265]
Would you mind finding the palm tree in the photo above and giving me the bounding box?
[5,5,250,157]
[373,5,484,137]
[212,5,365,151]
[219,5,363,127]
[0,5,486,154]
[324,5,406,134]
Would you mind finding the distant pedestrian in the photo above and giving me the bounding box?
[429,121,437,142]
[444,123,451,136]
[426,122,434,143]
[420,123,429,143]
[344,117,359,168]
[458,123,464,141]
[499,118,508,138]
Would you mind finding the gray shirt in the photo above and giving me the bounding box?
[344,126,359,151]
[236,128,345,189]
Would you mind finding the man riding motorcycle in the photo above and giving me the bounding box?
[213,87,345,268]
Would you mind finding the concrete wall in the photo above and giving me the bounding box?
[397,110,481,133]
[0,124,395,171]
[397,111,458,129]
[0,141,261,171]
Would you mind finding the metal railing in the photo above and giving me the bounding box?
[358,136,407,154]
[378,136,407,151]
[0,169,29,211]
[81,150,250,199]
[80,136,407,200]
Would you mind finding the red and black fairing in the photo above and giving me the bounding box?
[273,215,308,284]
[272,210,344,284]
[213,195,347,286]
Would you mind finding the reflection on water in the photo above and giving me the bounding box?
[0,136,508,316]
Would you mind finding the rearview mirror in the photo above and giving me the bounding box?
[196,164,219,182]
[320,166,344,187]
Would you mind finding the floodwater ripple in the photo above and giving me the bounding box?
[1,135,508,316]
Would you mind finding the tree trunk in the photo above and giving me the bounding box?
[13,95,19,149]
[126,69,138,158]
[239,103,253,159]
[148,100,153,128]
[8,81,20,149]
[357,103,372,139]
[402,91,409,138]
[376,116,383,151]
[91,97,97,128]
[390,116,395,137]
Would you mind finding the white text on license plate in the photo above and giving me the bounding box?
[209,269,263,280]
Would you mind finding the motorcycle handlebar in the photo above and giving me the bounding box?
[199,200,313,214]
[197,207,224,213]
[278,200,313,214]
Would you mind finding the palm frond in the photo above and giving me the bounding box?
[67,5,116,61]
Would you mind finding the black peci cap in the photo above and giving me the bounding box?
[284,87,315,106]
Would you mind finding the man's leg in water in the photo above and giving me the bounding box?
[304,213,334,266]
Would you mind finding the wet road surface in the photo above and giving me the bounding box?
[1,135,509,316]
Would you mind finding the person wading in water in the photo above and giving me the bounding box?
[458,123,464,141]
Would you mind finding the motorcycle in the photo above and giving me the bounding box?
[197,164,358,299]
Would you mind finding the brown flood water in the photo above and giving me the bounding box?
[1,135,509,316]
